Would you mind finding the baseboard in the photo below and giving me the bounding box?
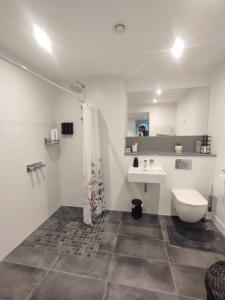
[212,214,225,236]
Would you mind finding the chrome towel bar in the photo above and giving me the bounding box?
[27,162,46,173]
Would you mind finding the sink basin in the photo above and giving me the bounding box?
[128,165,166,184]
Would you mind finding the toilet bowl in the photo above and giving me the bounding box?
[172,189,208,223]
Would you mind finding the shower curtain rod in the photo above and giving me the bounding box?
[0,55,85,103]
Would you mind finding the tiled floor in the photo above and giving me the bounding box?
[1,206,225,300]
[22,206,108,258]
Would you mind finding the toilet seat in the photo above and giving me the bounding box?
[172,189,208,207]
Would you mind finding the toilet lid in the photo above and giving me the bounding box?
[172,189,208,206]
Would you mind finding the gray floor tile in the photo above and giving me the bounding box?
[161,225,169,241]
[178,298,204,300]
[159,215,176,226]
[53,251,112,279]
[160,215,217,231]
[172,264,207,299]
[31,270,106,300]
[104,221,120,234]
[167,224,225,255]
[122,212,160,226]
[4,245,59,269]
[115,235,167,260]
[105,282,177,300]
[119,223,163,240]
[167,242,225,269]
[107,211,122,224]
[109,255,175,293]
[99,233,117,253]
[0,261,46,300]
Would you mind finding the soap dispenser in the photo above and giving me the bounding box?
[133,157,139,168]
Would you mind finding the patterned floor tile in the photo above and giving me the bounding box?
[22,206,109,259]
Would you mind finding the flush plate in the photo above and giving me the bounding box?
[175,159,192,170]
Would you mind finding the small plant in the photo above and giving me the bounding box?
[175,142,182,146]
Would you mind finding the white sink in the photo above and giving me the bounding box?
[128,165,166,184]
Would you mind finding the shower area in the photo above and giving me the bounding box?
[0,57,106,261]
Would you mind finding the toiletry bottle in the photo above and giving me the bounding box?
[132,142,138,153]
[133,157,139,168]
[200,135,206,154]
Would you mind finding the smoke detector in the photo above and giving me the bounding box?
[114,23,126,33]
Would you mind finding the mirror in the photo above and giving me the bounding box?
[126,87,209,137]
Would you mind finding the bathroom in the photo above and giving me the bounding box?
[0,1,225,299]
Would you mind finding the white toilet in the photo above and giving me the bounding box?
[172,189,208,223]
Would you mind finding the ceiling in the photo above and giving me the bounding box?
[0,0,225,87]
[127,88,190,105]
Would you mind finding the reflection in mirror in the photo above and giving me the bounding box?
[127,112,149,136]
[126,87,209,137]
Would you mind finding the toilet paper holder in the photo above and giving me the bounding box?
[27,162,46,173]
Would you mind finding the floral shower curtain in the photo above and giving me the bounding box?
[82,103,105,225]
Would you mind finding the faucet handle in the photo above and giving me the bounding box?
[149,159,154,165]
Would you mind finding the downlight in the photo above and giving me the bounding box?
[33,24,52,53]
[155,89,162,96]
[114,23,126,33]
[171,38,184,59]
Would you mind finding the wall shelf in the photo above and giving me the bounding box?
[44,138,60,145]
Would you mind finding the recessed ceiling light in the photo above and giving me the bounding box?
[114,23,126,33]
[153,99,157,103]
[171,38,184,59]
[156,89,162,95]
[33,24,52,53]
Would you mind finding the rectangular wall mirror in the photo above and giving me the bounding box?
[126,87,210,137]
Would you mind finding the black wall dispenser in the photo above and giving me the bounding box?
[61,122,74,135]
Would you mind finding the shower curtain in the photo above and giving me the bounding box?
[82,103,105,225]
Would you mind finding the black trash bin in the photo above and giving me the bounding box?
[132,199,142,219]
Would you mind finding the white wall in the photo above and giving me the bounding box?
[125,155,215,215]
[0,59,82,260]
[176,88,209,135]
[208,61,225,233]
[86,76,128,210]
[128,103,176,136]
[55,92,83,207]
[0,60,60,260]
[127,118,137,137]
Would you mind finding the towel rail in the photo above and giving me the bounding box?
[27,162,46,173]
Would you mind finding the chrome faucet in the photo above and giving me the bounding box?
[144,160,147,171]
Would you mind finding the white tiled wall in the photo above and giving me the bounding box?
[55,91,83,207]
[0,59,83,260]
[0,60,59,259]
